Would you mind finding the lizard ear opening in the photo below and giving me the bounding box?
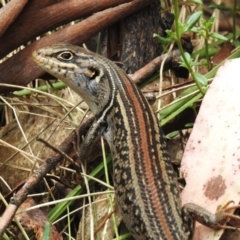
[88,67,100,80]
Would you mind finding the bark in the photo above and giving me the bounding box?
[0,0,154,94]
[0,0,131,58]
[100,0,162,73]
[0,0,28,38]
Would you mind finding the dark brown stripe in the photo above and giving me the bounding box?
[112,67,185,239]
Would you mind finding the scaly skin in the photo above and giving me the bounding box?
[33,43,239,239]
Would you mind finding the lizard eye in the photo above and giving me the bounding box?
[57,51,73,61]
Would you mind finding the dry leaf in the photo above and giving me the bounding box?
[16,198,62,240]
[77,193,122,240]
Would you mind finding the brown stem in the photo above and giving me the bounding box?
[0,0,28,38]
[0,0,154,94]
[0,0,131,58]
[130,49,181,84]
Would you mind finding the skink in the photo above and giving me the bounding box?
[33,43,239,240]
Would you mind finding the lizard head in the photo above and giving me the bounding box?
[32,43,116,116]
